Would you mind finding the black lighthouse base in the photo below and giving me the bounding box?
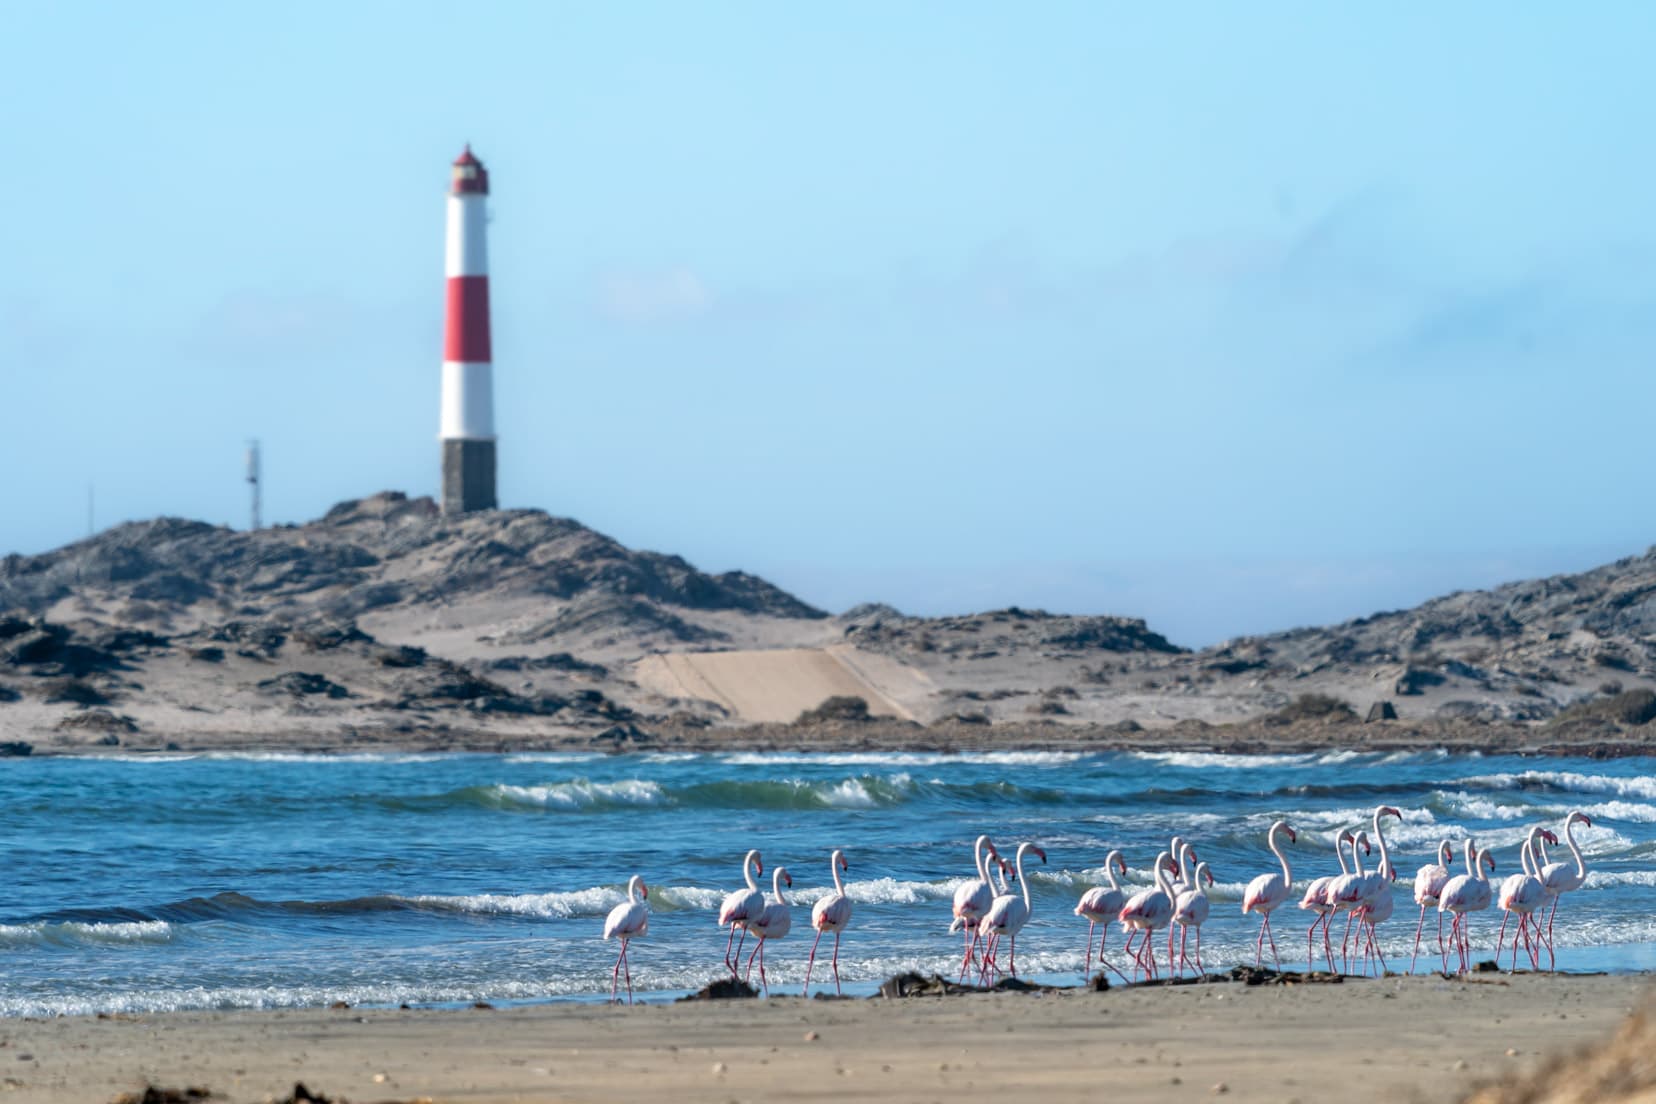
[441,438,497,515]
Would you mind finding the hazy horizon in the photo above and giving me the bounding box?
[5,3,1654,645]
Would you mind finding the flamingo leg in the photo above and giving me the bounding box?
[1544,898,1560,970]
[1308,916,1320,972]
[723,924,738,975]
[1321,912,1336,973]
[1496,911,1510,962]
[1177,926,1192,977]
[620,939,633,1004]
[732,927,750,978]
[1008,935,1018,979]
[1410,905,1427,974]
[831,930,842,996]
[803,928,824,996]
[1194,925,1204,977]
[611,941,624,1003]
[744,939,760,983]
[1083,921,1096,980]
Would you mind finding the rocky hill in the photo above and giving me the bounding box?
[1,491,1654,754]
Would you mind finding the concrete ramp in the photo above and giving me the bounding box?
[634,646,933,724]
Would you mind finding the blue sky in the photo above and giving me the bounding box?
[4,3,1654,645]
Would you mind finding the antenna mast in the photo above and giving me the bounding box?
[245,440,261,531]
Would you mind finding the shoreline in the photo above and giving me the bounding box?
[10,716,1656,759]
[6,973,1647,1103]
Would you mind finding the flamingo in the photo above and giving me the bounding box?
[1349,805,1402,974]
[978,842,1046,983]
[1299,827,1357,972]
[1438,841,1496,975]
[1241,819,1297,970]
[743,866,792,995]
[1408,839,1457,974]
[1075,850,1131,982]
[1118,851,1179,980]
[1171,860,1215,978]
[602,874,649,1004]
[1495,826,1557,973]
[949,835,1000,981]
[716,849,764,977]
[1536,810,1593,969]
[803,849,852,996]
[1354,861,1397,976]
[1326,829,1374,973]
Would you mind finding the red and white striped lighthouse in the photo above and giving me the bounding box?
[440,144,497,514]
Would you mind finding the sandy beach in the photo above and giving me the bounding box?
[4,973,1643,1103]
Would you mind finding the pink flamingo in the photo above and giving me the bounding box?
[1408,839,1456,974]
[601,874,649,1004]
[743,866,792,995]
[1536,810,1592,969]
[716,849,764,977]
[949,835,999,981]
[803,849,852,996]
[1348,805,1402,974]
[1241,819,1297,970]
[1171,860,1215,978]
[978,842,1045,983]
[1075,850,1131,982]
[1438,841,1496,975]
[1118,851,1178,980]
[1168,839,1198,897]
[1495,826,1556,973]
[1299,827,1358,972]
[1327,829,1375,973]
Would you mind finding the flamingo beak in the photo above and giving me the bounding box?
[1288,828,1298,844]
[841,857,850,872]
[641,882,650,899]
[1037,847,1048,864]
[1117,858,1128,877]
[755,859,763,876]
[1582,815,1593,828]
[785,872,792,887]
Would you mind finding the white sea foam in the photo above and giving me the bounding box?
[1585,869,1656,889]
[501,752,604,764]
[1462,771,1656,802]
[1130,751,1317,770]
[0,920,174,946]
[489,780,667,809]
[717,750,1085,768]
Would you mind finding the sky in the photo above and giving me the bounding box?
[3,3,1655,646]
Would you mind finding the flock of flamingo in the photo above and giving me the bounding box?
[598,806,1596,1004]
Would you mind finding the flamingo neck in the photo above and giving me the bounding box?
[974,837,991,884]
[1438,840,1453,870]
[831,853,846,896]
[1015,845,1033,910]
[771,868,789,905]
[744,852,761,893]
[1371,810,1393,879]
[1335,836,1352,876]
[1475,848,1493,885]
[1463,840,1477,876]
[1104,851,1123,893]
[1270,825,1292,888]
[1350,836,1367,879]
[1565,816,1587,878]
[628,875,644,903]
[1152,851,1173,900]
[1178,843,1194,884]
[1521,828,1541,878]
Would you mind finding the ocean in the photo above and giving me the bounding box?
[0,749,1650,1014]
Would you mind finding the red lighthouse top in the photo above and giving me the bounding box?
[451,144,489,196]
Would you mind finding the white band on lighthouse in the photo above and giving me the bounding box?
[440,361,495,439]
[444,195,488,277]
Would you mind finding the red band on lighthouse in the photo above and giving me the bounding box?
[444,276,492,363]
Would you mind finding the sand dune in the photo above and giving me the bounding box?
[634,645,936,723]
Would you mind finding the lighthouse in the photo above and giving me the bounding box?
[439,144,497,514]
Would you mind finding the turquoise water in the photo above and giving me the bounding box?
[0,749,1649,1014]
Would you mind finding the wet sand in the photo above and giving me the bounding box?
[7,973,1646,1103]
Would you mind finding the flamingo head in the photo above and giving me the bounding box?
[1185,845,1199,866]
[1031,845,1048,864]
[748,850,763,878]
[1161,854,1179,875]
[1380,805,1402,821]
[640,880,650,899]
[1356,833,1371,856]
[836,851,849,874]
[781,868,792,888]
[1115,854,1129,877]
[1573,812,1593,828]
[1541,829,1559,847]
[1204,866,1216,888]
[1482,853,1497,874]
[1001,858,1017,884]
[1337,828,1355,845]
[1439,841,1454,864]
